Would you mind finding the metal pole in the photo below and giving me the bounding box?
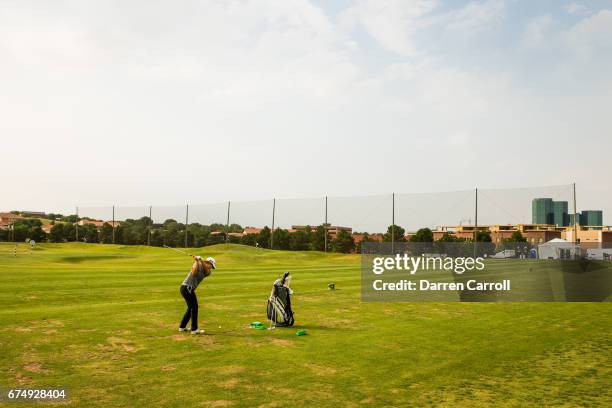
[271,198,276,249]
[324,196,328,252]
[391,193,395,254]
[75,206,79,242]
[573,182,578,244]
[148,205,152,246]
[112,205,115,244]
[184,204,189,248]
[226,201,231,243]
[474,188,478,256]
[475,188,478,229]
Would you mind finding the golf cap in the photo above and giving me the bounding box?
[206,257,217,269]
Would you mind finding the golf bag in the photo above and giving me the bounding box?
[267,273,294,327]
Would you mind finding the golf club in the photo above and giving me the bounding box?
[163,245,192,257]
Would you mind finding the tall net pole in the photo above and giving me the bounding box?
[324,196,328,252]
[573,182,578,244]
[75,206,79,242]
[391,193,395,254]
[184,204,189,248]
[148,205,152,246]
[226,201,231,243]
[112,205,115,244]
[475,188,478,228]
[271,198,276,249]
[474,188,478,257]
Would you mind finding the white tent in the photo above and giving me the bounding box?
[538,238,580,260]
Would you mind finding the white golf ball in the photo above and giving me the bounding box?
[218,326,221,328]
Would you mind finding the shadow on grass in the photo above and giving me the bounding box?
[58,255,134,263]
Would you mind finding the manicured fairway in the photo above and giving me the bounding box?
[0,243,610,407]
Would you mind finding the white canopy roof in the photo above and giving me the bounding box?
[538,237,579,259]
[539,238,577,246]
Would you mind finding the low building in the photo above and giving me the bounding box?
[496,224,562,245]
[433,224,562,244]
[78,219,105,227]
[434,225,490,241]
[291,224,352,240]
[563,226,612,245]
[0,212,21,228]
[352,233,384,245]
[326,225,352,240]
[518,225,562,245]
[243,226,262,235]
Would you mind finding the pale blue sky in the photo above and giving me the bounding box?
[1,0,611,226]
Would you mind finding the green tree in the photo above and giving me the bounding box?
[505,231,527,243]
[228,223,243,233]
[100,223,114,244]
[13,223,30,242]
[228,234,241,244]
[192,226,211,247]
[12,219,45,242]
[61,214,78,223]
[438,232,464,242]
[150,229,164,246]
[82,224,100,243]
[257,227,271,248]
[311,225,329,251]
[117,220,134,244]
[30,225,46,242]
[162,222,180,247]
[272,228,291,250]
[290,230,311,251]
[475,231,492,242]
[383,225,406,242]
[241,233,258,247]
[210,223,225,232]
[163,219,177,228]
[126,218,151,244]
[206,232,226,245]
[49,223,65,243]
[63,224,77,242]
[410,228,433,242]
[332,230,355,253]
[355,232,373,253]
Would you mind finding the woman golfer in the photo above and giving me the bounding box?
[179,255,216,334]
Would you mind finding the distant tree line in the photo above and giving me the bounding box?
[0,218,46,243]
[0,216,357,253]
[1,215,526,252]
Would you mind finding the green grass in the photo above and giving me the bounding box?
[0,243,610,407]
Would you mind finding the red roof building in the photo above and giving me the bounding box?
[0,213,21,228]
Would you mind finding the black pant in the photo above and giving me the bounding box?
[180,285,198,331]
